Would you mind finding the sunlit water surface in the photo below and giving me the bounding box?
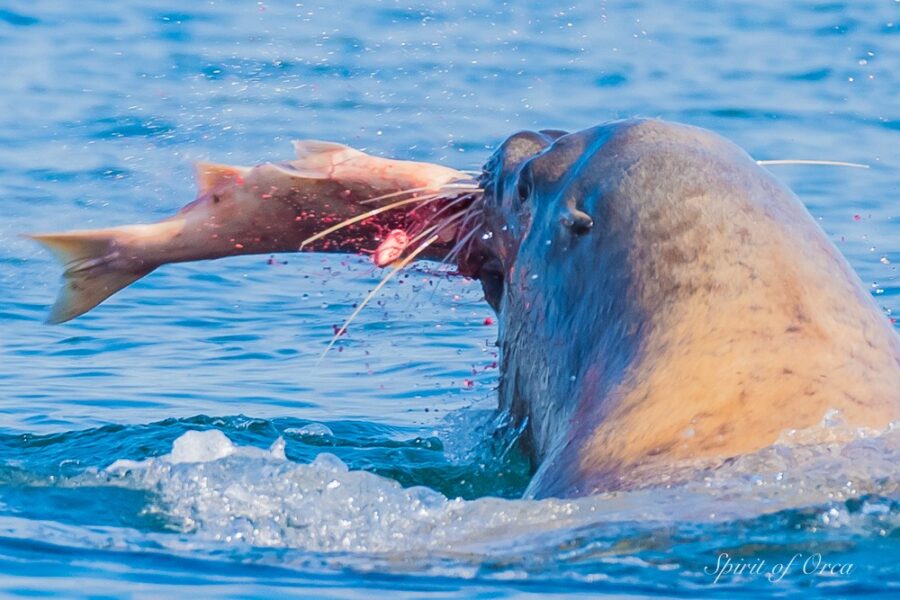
[0,0,898,597]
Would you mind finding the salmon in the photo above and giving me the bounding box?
[29,141,467,323]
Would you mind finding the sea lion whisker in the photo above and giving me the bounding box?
[357,186,440,206]
[405,222,443,246]
[408,208,472,249]
[409,210,466,243]
[318,234,441,361]
[356,182,477,206]
[419,224,482,307]
[412,185,481,210]
[452,196,480,228]
[756,159,870,169]
[299,194,439,250]
[410,191,476,227]
[406,191,467,214]
[441,202,483,262]
[371,206,465,268]
[450,205,482,247]
[441,183,483,190]
[443,222,483,268]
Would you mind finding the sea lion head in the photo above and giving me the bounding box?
[462,121,659,478]
[459,119,900,498]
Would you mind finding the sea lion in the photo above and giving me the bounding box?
[31,119,900,500]
[459,119,900,498]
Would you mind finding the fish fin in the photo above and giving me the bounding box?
[291,139,361,160]
[28,231,154,324]
[195,162,249,194]
[290,140,365,171]
[267,162,329,180]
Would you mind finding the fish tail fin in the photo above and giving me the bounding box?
[28,230,154,324]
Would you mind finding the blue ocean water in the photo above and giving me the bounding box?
[0,0,898,597]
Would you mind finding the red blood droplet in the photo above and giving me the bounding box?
[853,214,861,221]
[483,317,494,326]
[463,379,474,389]
[235,175,245,185]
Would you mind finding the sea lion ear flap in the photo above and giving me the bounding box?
[194,162,248,194]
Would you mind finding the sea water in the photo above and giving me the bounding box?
[0,1,898,597]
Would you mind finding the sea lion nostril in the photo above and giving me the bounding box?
[516,178,531,205]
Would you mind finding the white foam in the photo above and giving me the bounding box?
[168,429,235,464]
[108,430,286,472]
[98,422,900,566]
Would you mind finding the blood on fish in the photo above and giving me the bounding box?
[373,229,410,267]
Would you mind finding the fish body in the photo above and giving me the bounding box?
[31,141,465,323]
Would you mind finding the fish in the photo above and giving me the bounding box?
[29,140,473,324]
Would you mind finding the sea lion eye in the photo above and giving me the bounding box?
[212,194,221,204]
